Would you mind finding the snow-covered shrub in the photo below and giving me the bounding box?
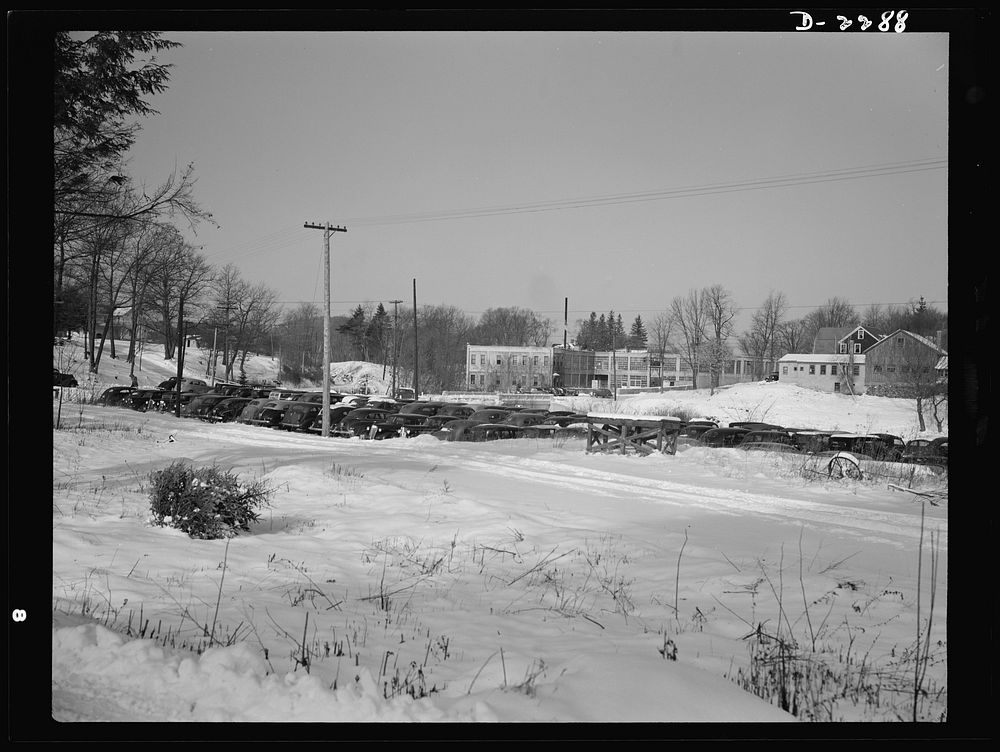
[148,461,272,539]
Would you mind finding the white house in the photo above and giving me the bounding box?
[777,353,866,394]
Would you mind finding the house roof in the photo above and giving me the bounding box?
[812,327,854,353]
[866,329,947,356]
[935,355,948,371]
[835,325,882,344]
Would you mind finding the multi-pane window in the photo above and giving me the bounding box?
[820,365,827,375]
[852,365,860,376]
[857,330,864,340]
[809,365,816,375]
[840,343,848,354]
[831,364,837,375]
[853,343,862,354]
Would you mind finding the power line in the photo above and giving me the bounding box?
[197,157,945,262]
[340,158,946,227]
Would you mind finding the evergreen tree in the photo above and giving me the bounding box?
[628,315,648,349]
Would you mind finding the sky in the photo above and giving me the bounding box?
[29,337,977,736]
[106,15,951,335]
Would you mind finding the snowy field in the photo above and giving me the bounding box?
[43,340,958,732]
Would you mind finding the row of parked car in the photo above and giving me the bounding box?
[676,419,948,467]
[91,380,947,464]
[94,379,593,443]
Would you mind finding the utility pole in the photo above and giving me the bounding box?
[304,221,347,436]
[412,279,419,398]
[389,299,403,399]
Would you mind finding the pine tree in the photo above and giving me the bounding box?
[629,315,648,349]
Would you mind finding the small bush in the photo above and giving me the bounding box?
[149,461,272,539]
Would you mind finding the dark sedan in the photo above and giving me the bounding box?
[53,368,79,388]
[305,404,357,434]
[204,397,254,423]
[96,386,136,407]
[250,399,297,428]
[279,401,323,432]
[698,427,751,448]
[332,408,392,438]
[370,413,432,439]
[129,388,169,412]
[900,437,948,467]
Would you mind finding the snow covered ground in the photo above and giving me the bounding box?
[41,339,960,731]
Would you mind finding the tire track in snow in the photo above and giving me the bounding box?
[449,452,946,549]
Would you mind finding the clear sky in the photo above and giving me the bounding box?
[121,21,950,334]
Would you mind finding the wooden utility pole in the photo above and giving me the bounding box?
[412,279,419,398]
[304,221,347,436]
[389,299,403,399]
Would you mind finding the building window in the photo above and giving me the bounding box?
[873,365,882,372]
[480,354,485,365]
[496,356,501,365]
[857,330,864,340]
[839,343,847,354]
[896,337,904,346]
[831,364,837,375]
[853,343,862,354]
[887,366,896,373]
[852,365,860,376]
[820,364,826,375]
[470,375,476,385]
[533,356,539,366]
[782,366,788,375]
[522,356,527,366]
[809,365,816,375]
[834,382,841,392]
[479,374,484,385]
[544,356,549,366]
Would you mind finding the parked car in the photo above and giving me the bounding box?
[250,399,297,428]
[279,401,324,432]
[53,368,78,388]
[95,386,136,406]
[369,413,432,439]
[788,430,837,454]
[466,423,520,442]
[181,393,230,419]
[237,397,275,424]
[129,388,169,412]
[432,419,484,442]
[306,404,366,434]
[678,423,716,445]
[413,414,465,434]
[498,411,558,438]
[590,388,613,399]
[901,437,949,467]
[739,430,797,449]
[698,427,751,448]
[157,377,208,391]
[728,421,785,432]
[203,397,254,423]
[827,433,905,462]
[398,401,448,417]
[435,403,481,419]
[466,407,514,424]
[333,408,392,438]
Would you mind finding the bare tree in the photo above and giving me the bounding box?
[474,307,552,347]
[739,291,788,379]
[775,319,811,356]
[703,285,738,393]
[669,289,710,389]
[648,311,675,390]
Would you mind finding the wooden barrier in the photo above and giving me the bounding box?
[585,415,683,456]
